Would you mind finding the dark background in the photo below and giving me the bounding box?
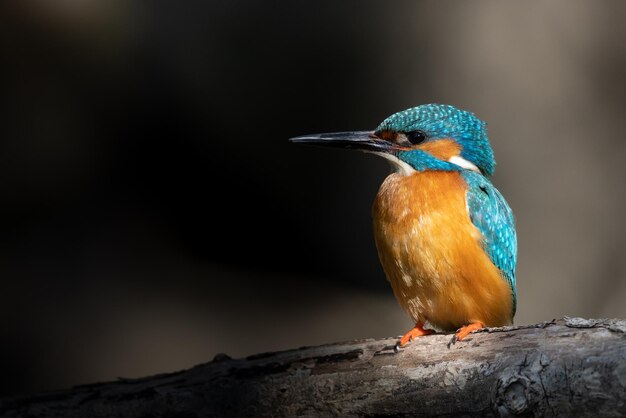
[1,1,625,395]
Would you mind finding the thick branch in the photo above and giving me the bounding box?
[1,318,625,417]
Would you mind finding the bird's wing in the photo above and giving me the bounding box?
[461,171,517,316]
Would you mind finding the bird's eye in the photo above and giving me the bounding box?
[405,130,427,145]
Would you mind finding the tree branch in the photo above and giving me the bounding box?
[1,317,625,417]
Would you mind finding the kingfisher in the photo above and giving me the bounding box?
[290,104,517,349]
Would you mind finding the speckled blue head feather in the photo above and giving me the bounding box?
[375,104,496,176]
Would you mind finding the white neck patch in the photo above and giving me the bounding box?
[369,152,481,176]
[448,156,481,173]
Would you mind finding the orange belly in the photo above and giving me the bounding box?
[372,171,513,331]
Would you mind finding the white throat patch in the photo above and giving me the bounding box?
[372,152,416,176]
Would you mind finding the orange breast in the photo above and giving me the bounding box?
[372,171,513,331]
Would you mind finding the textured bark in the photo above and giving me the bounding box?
[1,317,625,417]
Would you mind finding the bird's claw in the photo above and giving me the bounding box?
[447,334,459,349]
[394,336,411,353]
[448,322,484,348]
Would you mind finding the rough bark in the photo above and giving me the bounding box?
[1,317,625,417]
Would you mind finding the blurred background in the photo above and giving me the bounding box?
[1,0,625,396]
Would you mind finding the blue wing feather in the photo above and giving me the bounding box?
[461,171,517,317]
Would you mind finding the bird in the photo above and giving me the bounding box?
[290,104,517,349]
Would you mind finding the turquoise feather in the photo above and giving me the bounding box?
[462,171,517,316]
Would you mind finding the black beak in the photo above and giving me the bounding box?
[289,131,394,153]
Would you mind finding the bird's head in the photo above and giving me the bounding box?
[291,104,495,177]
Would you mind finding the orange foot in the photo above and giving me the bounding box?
[394,322,434,352]
[448,321,485,348]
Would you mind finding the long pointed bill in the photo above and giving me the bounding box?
[289,131,394,153]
